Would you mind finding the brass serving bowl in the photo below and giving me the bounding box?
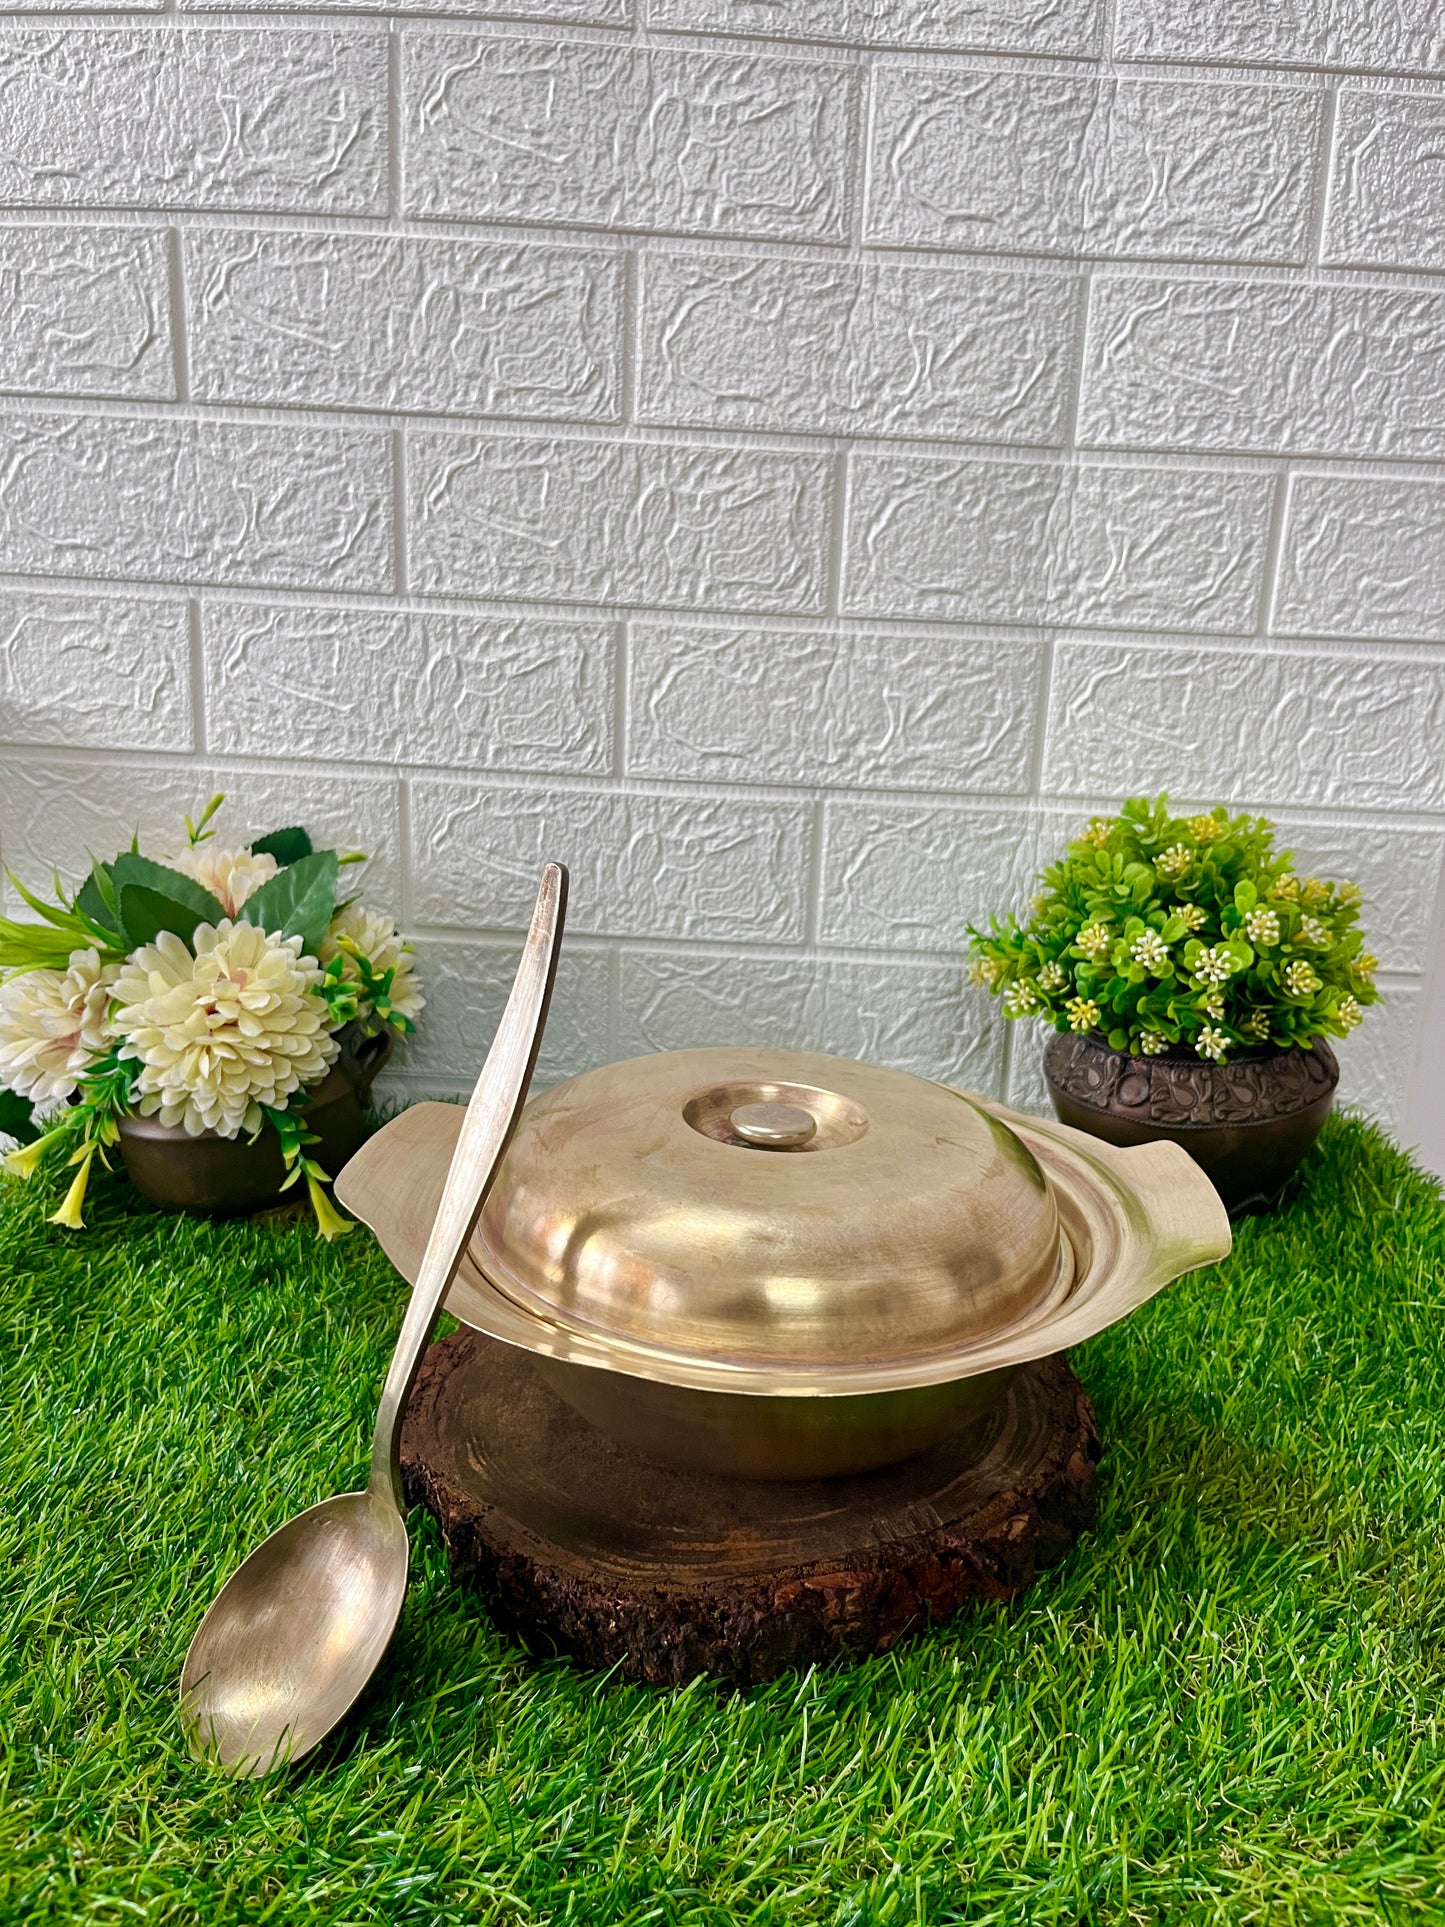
[337,1048,1231,1479]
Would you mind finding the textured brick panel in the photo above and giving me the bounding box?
[0,414,391,592]
[1088,79,1321,264]
[616,950,1005,1089]
[818,800,1037,952]
[628,623,1045,793]
[410,779,812,942]
[868,70,1092,257]
[0,0,1433,1133]
[1324,91,1445,272]
[0,591,191,752]
[1334,981,1419,1131]
[1004,1036,1051,1119]
[645,0,1100,58]
[1114,0,1445,77]
[1044,640,1445,814]
[0,227,173,401]
[868,70,1320,264]
[1274,477,1445,642]
[191,0,627,18]
[0,759,404,911]
[1080,276,1445,461]
[637,250,1081,445]
[409,432,831,613]
[405,35,856,243]
[205,603,613,775]
[404,938,611,1088]
[188,231,623,424]
[844,455,1271,632]
[821,958,1002,1087]
[8,0,161,10]
[0,30,386,216]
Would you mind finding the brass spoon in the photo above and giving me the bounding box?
[179,862,568,1776]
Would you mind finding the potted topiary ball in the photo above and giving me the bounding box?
[969,796,1378,1214]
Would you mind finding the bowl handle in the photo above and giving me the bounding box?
[968,1094,1233,1285]
[1093,1135,1234,1283]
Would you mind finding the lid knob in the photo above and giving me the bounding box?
[728,1101,818,1150]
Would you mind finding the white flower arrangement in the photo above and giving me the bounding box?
[111,923,339,1140]
[0,796,422,1237]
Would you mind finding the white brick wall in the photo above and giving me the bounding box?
[636,251,1083,444]
[189,232,625,422]
[0,32,388,214]
[868,70,1326,265]
[1,5,1441,1134]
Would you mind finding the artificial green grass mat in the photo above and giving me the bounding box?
[3,1113,1445,1927]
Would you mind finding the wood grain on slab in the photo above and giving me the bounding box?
[401,1333,1101,1687]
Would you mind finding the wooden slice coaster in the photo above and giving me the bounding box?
[400,1332,1101,1687]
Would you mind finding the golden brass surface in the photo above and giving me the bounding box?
[683,1075,869,1153]
[527,1353,1018,1480]
[180,864,567,1774]
[470,1049,1065,1370]
[336,1048,1232,1479]
[727,1099,819,1149]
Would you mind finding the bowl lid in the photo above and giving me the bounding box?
[470,1047,1066,1371]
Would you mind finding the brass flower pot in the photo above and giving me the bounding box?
[1042,1031,1339,1217]
[116,1025,392,1216]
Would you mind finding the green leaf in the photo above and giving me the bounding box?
[1,870,122,964]
[250,826,314,867]
[80,858,118,922]
[110,855,227,952]
[0,1087,38,1145]
[240,851,338,954]
[117,886,210,951]
[1234,879,1258,913]
[185,793,226,847]
[1107,1028,1129,1052]
[5,868,82,933]
[76,862,123,947]
[0,917,93,974]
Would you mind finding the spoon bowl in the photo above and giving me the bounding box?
[181,1491,408,1776]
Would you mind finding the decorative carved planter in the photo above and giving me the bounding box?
[1043,1032,1339,1216]
[116,1025,392,1216]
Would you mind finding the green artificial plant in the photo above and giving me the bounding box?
[968,796,1378,1064]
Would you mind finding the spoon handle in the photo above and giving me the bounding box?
[368,862,568,1509]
